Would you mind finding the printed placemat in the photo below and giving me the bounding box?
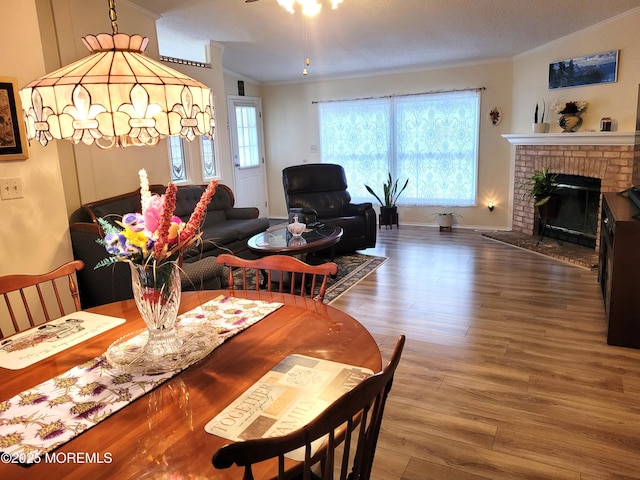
[205,354,373,460]
[0,312,125,370]
[0,295,282,464]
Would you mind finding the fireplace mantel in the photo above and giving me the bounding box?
[502,132,636,146]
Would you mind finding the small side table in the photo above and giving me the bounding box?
[379,213,399,229]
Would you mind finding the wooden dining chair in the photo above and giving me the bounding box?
[216,253,339,302]
[212,335,405,480]
[0,260,84,338]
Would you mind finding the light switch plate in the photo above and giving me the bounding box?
[0,178,23,200]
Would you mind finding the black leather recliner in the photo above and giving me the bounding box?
[282,164,376,253]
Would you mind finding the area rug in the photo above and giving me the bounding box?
[232,253,387,304]
[481,231,599,270]
[324,253,387,303]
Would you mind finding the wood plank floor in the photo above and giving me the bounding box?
[331,226,640,480]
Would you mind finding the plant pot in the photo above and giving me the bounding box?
[380,206,397,224]
[436,214,454,228]
[532,123,549,133]
[536,195,560,220]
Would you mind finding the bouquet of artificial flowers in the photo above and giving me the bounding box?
[96,169,218,268]
[550,101,588,115]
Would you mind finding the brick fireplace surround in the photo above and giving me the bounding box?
[504,132,639,250]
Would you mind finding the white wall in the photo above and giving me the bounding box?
[260,61,514,228]
[0,0,73,277]
[258,8,640,228]
[512,9,640,133]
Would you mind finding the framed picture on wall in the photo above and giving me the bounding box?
[548,50,618,89]
[0,77,29,161]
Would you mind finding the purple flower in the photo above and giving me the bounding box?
[122,213,145,232]
[104,233,141,257]
[71,401,106,419]
[104,233,128,256]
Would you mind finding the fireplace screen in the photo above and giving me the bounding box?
[540,174,601,248]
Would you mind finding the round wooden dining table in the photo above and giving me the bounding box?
[0,290,381,480]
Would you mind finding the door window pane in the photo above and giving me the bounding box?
[235,105,259,168]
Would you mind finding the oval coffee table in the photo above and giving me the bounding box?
[248,224,343,257]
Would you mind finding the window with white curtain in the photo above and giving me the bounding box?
[318,90,480,206]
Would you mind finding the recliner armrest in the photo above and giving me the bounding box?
[344,202,373,215]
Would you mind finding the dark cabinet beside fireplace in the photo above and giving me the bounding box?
[598,193,640,348]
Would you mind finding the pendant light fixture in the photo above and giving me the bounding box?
[277,0,344,16]
[19,0,214,149]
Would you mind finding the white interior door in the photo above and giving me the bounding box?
[228,96,267,217]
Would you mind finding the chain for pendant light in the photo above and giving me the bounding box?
[302,14,310,75]
[108,0,118,34]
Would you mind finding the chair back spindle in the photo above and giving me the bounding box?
[216,254,338,302]
[0,260,84,338]
[212,335,406,480]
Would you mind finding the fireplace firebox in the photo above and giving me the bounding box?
[538,174,601,249]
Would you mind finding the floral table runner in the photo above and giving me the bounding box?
[0,311,126,370]
[0,295,282,464]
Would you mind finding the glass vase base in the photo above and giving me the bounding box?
[106,318,219,375]
[144,328,183,357]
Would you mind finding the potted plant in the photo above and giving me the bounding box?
[520,166,559,219]
[365,173,409,224]
[532,100,548,133]
[429,212,462,230]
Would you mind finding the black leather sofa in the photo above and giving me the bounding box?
[282,164,376,253]
[69,183,269,308]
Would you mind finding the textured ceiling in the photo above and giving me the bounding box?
[127,0,640,84]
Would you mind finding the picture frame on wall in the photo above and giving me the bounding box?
[0,77,29,161]
[548,50,618,90]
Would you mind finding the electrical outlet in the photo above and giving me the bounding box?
[0,178,23,200]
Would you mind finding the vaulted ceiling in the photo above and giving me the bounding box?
[128,0,640,84]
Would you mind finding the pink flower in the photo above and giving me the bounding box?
[143,195,163,233]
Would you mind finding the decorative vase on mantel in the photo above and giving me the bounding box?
[558,114,582,133]
[130,261,182,357]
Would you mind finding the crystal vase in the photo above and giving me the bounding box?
[130,261,182,357]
